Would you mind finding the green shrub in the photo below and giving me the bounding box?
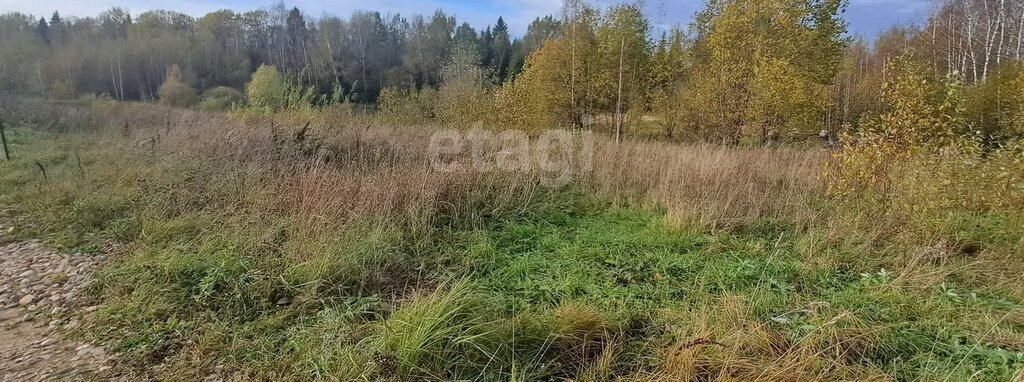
[282,80,317,111]
[49,79,77,100]
[825,55,966,199]
[965,63,1024,144]
[245,64,285,111]
[158,65,198,108]
[197,86,244,111]
[376,87,437,125]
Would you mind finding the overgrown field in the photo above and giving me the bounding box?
[0,100,1022,381]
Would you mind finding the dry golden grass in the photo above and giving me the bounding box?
[587,139,826,228]
[59,101,827,235]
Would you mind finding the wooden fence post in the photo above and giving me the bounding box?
[0,118,10,160]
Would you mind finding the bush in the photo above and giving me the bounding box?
[158,65,198,108]
[825,54,1024,260]
[245,64,285,111]
[282,80,317,111]
[376,87,437,125]
[825,55,966,198]
[197,86,244,111]
[965,63,1024,145]
[49,79,77,100]
[436,43,494,128]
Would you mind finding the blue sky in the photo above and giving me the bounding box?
[0,0,932,39]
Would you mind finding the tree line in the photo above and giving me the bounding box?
[1,0,1023,144]
[0,3,548,103]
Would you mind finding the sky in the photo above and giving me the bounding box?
[0,0,934,39]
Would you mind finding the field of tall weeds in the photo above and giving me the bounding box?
[0,98,1021,380]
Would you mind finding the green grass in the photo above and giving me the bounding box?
[441,196,799,315]
[1,126,1022,381]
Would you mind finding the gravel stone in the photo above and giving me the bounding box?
[0,238,122,381]
[17,295,35,306]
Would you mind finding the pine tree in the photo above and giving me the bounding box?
[490,17,512,82]
[35,18,49,46]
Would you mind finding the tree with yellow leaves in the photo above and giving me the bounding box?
[595,4,652,141]
[826,54,968,197]
[649,27,690,138]
[437,42,493,128]
[496,2,657,136]
[245,64,285,111]
[494,37,578,132]
[680,0,847,144]
[158,64,198,107]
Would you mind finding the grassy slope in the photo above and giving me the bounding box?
[0,120,1022,381]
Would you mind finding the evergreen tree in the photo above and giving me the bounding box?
[35,17,49,46]
[490,17,512,82]
[48,12,65,46]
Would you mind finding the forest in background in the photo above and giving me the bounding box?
[0,0,1023,144]
[0,3,549,103]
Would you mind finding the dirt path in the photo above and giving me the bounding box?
[0,236,117,381]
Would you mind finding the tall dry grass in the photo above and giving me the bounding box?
[588,139,826,228]
[48,101,826,235]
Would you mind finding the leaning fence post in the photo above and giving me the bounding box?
[0,118,10,160]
